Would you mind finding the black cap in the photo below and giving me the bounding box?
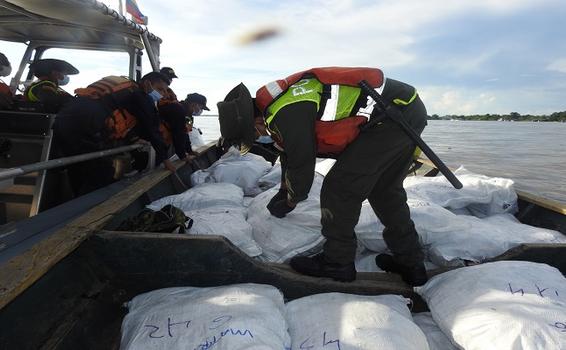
[30,59,79,77]
[160,67,178,80]
[185,93,210,111]
[217,83,254,153]
[0,52,9,67]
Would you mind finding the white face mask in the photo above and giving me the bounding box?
[0,65,12,77]
[148,89,163,103]
[58,75,70,86]
[192,107,203,116]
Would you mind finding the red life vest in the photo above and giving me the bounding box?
[256,67,385,155]
[255,67,384,114]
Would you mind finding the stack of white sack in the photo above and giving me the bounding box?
[148,183,262,257]
[285,293,429,350]
[412,312,458,350]
[190,147,272,196]
[421,212,566,266]
[120,284,290,350]
[416,261,566,350]
[347,167,566,267]
[404,166,518,217]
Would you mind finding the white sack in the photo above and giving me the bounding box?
[258,163,281,192]
[404,167,518,217]
[416,261,566,350]
[412,312,458,350]
[185,206,262,257]
[190,147,272,196]
[422,213,566,266]
[285,293,429,350]
[247,174,326,263]
[120,284,290,350]
[356,198,471,254]
[188,127,205,148]
[147,183,244,212]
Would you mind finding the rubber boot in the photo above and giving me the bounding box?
[375,253,428,286]
[290,253,356,282]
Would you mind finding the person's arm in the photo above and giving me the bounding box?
[160,103,189,160]
[270,101,317,204]
[128,91,170,165]
[34,85,72,113]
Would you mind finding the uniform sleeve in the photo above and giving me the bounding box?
[160,103,188,160]
[270,101,317,203]
[128,91,169,163]
[34,85,72,113]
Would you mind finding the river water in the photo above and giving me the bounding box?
[194,118,566,205]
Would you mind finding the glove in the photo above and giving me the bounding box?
[268,199,295,218]
[267,188,287,210]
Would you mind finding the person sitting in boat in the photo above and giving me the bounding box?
[0,52,13,110]
[217,67,428,286]
[159,66,178,86]
[157,88,196,162]
[24,58,78,113]
[53,72,174,196]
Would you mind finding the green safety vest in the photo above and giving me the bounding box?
[265,78,363,128]
[25,80,59,102]
[265,77,418,131]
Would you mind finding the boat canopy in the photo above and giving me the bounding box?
[0,0,161,51]
[0,0,162,88]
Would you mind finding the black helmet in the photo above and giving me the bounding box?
[217,83,254,154]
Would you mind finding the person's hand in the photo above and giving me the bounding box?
[267,188,287,210]
[268,199,296,218]
[183,153,197,163]
[163,159,176,172]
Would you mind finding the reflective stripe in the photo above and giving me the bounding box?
[265,81,283,98]
[320,84,339,121]
[376,76,387,95]
[393,88,418,106]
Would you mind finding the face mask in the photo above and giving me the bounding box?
[256,135,273,144]
[148,90,163,103]
[192,107,203,116]
[58,75,70,86]
[0,65,11,77]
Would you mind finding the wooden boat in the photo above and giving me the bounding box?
[1,1,565,349]
[0,141,565,349]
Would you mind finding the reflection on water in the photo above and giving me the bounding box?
[195,117,566,204]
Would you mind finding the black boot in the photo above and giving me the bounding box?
[290,253,356,282]
[375,254,428,286]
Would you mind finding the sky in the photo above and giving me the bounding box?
[1,0,565,116]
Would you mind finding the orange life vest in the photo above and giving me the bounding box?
[75,76,139,139]
[159,121,172,145]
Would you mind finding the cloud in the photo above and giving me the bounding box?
[547,59,566,74]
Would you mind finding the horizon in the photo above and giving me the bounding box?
[1,0,565,116]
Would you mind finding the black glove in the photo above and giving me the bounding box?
[267,188,287,210]
[268,199,295,218]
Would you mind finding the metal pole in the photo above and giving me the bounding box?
[0,144,145,182]
[141,32,159,71]
[358,80,463,189]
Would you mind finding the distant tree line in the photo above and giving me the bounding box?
[428,111,566,122]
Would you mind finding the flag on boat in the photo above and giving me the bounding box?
[125,0,148,25]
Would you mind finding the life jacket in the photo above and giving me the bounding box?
[25,80,67,102]
[256,67,417,155]
[159,121,172,145]
[75,76,139,140]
